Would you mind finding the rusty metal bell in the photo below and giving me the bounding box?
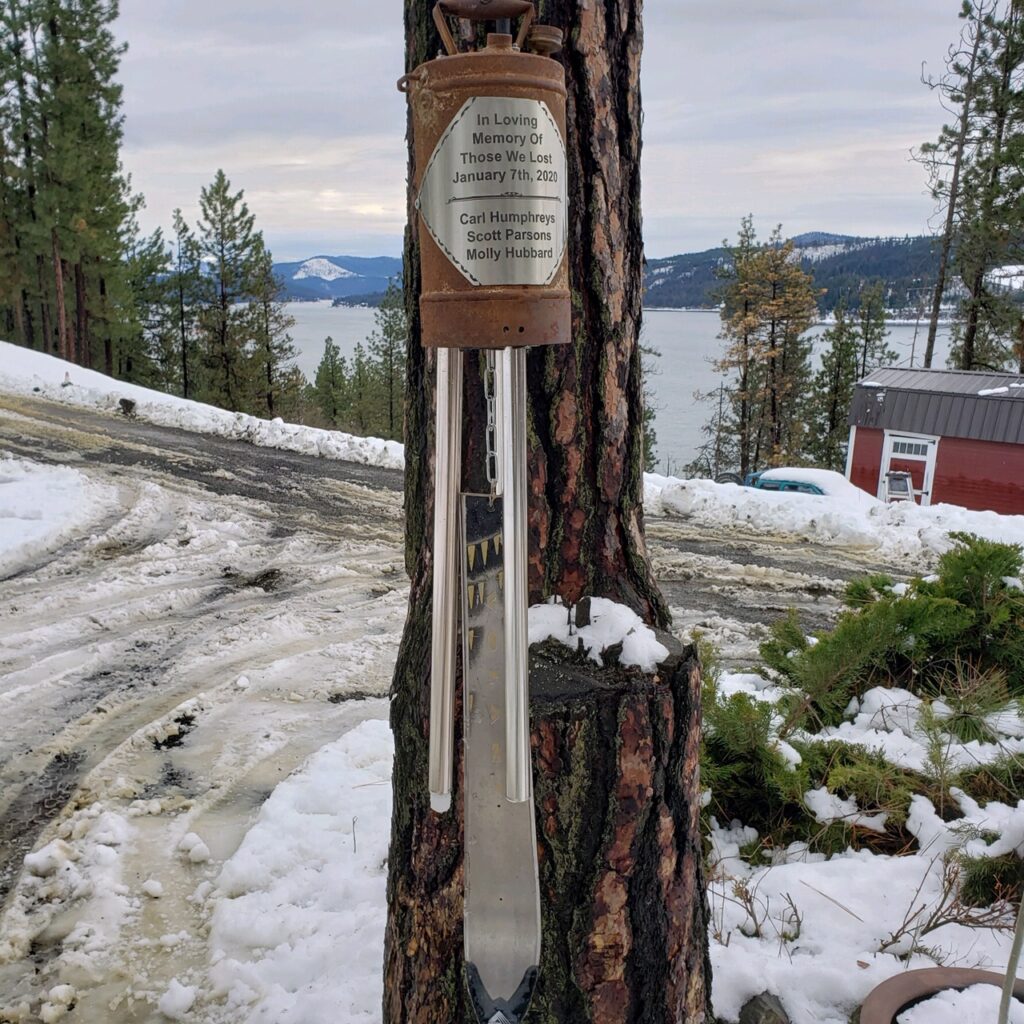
[399,3,570,350]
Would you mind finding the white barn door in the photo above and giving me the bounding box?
[879,433,939,506]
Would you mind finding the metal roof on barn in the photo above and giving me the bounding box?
[849,367,1024,445]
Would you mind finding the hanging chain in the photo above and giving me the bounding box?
[484,349,499,498]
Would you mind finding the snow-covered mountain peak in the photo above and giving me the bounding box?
[293,258,358,282]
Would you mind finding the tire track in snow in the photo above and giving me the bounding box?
[0,423,408,1019]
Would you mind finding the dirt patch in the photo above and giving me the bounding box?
[222,566,286,592]
[152,713,197,751]
[0,750,85,903]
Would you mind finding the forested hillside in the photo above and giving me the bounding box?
[645,233,943,313]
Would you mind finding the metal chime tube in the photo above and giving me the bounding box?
[428,346,463,813]
[496,347,530,803]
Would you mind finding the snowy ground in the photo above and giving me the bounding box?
[645,472,1024,564]
[0,402,407,1022]
[0,454,119,579]
[1,352,1023,1022]
[705,674,1023,1023]
[0,341,403,470]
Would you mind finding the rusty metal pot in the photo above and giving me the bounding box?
[859,967,1024,1023]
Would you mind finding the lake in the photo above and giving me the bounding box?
[285,301,952,473]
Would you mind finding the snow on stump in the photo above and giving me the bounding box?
[382,621,712,1023]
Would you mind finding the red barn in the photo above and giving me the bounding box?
[845,367,1024,514]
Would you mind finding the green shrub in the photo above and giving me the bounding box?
[760,534,1024,738]
[959,853,1024,906]
[702,540,1024,867]
[956,752,1024,805]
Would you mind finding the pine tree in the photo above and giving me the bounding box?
[710,221,818,472]
[917,0,992,367]
[921,0,1024,371]
[195,170,257,410]
[0,0,138,370]
[855,281,897,375]
[385,3,708,1017]
[314,335,345,427]
[343,341,374,434]
[808,300,860,470]
[168,208,201,399]
[686,380,736,479]
[956,1,1024,370]
[712,215,761,476]
[119,224,169,385]
[364,281,406,440]
[246,236,299,419]
[640,341,660,472]
[35,0,136,367]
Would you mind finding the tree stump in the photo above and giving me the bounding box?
[383,637,713,1023]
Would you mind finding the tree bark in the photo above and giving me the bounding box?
[385,641,712,1023]
[51,230,69,361]
[75,260,90,368]
[101,275,112,377]
[531,643,711,1022]
[385,2,711,1021]
[36,255,53,356]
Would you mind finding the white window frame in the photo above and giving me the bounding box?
[879,430,940,506]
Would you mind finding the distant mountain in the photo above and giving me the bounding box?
[274,235,945,313]
[645,234,942,313]
[272,254,402,301]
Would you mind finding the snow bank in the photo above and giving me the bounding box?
[644,473,1024,562]
[206,718,393,1023]
[10,339,1024,566]
[0,453,118,577]
[708,848,1014,1024]
[0,340,403,470]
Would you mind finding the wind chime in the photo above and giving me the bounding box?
[399,3,569,1021]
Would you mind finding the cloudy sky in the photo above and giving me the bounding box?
[116,1,964,261]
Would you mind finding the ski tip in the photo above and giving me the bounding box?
[465,962,540,1024]
[429,791,452,814]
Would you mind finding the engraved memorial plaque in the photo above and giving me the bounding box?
[416,96,567,287]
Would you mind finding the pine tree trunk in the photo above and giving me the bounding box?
[36,255,53,356]
[15,292,30,349]
[51,230,69,361]
[384,2,711,1021]
[961,265,985,370]
[179,279,191,399]
[75,261,90,367]
[101,276,113,376]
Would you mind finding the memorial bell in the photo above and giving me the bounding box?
[400,0,571,350]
